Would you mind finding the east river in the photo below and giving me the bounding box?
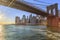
[0,25,51,40]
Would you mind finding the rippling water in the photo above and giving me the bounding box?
[0,25,47,40]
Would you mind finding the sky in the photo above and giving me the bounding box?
[0,0,60,24]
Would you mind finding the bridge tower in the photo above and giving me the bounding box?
[47,3,58,16]
[47,3,60,32]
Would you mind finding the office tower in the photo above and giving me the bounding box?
[31,16,37,24]
[22,15,26,24]
[29,14,32,23]
[26,16,29,23]
[15,16,20,24]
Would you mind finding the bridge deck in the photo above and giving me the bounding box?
[0,0,49,16]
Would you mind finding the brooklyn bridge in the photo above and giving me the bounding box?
[0,0,60,40]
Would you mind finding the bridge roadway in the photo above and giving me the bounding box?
[0,0,49,17]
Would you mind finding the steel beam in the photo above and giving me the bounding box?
[0,0,49,16]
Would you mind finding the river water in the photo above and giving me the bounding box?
[0,25,47,40]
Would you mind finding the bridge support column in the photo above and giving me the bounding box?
[47,3,60,32]
[47,15,60,32]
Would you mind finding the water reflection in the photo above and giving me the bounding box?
[0,25,5,40]
[0,25,47,40]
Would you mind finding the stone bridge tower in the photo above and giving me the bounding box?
[47,3,58,16]
[47,3,59,32]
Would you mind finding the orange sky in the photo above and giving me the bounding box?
[0,22,15,25]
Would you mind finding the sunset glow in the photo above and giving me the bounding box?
[0,11,14,24]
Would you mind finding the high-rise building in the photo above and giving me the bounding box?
[29,14,37,25]
[31,16,37,24]
[29,14,32,23]
[36,15,41,24]
[15,16,20,24]
[26,16,29,23]
[21,15,26,24]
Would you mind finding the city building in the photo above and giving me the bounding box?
[21,15,26,24]
[36,15,41,24]
[15,14,47,25]
[29,14,32,23]
[15,16,20,24]
[29,14,37,25]
[26,16,29,23]
[31,16,37,25]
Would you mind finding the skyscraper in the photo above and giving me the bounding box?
[29,14,37,25]
[22,15,26,24]
[26,16,29,23]
[29,14,32,23]
[36,15,41,24]
[15,16,20,24]
[31,16,37,24]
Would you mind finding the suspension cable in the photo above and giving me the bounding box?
[8,0,15,7]
[22,0,48,6]
[34,0,51,4]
